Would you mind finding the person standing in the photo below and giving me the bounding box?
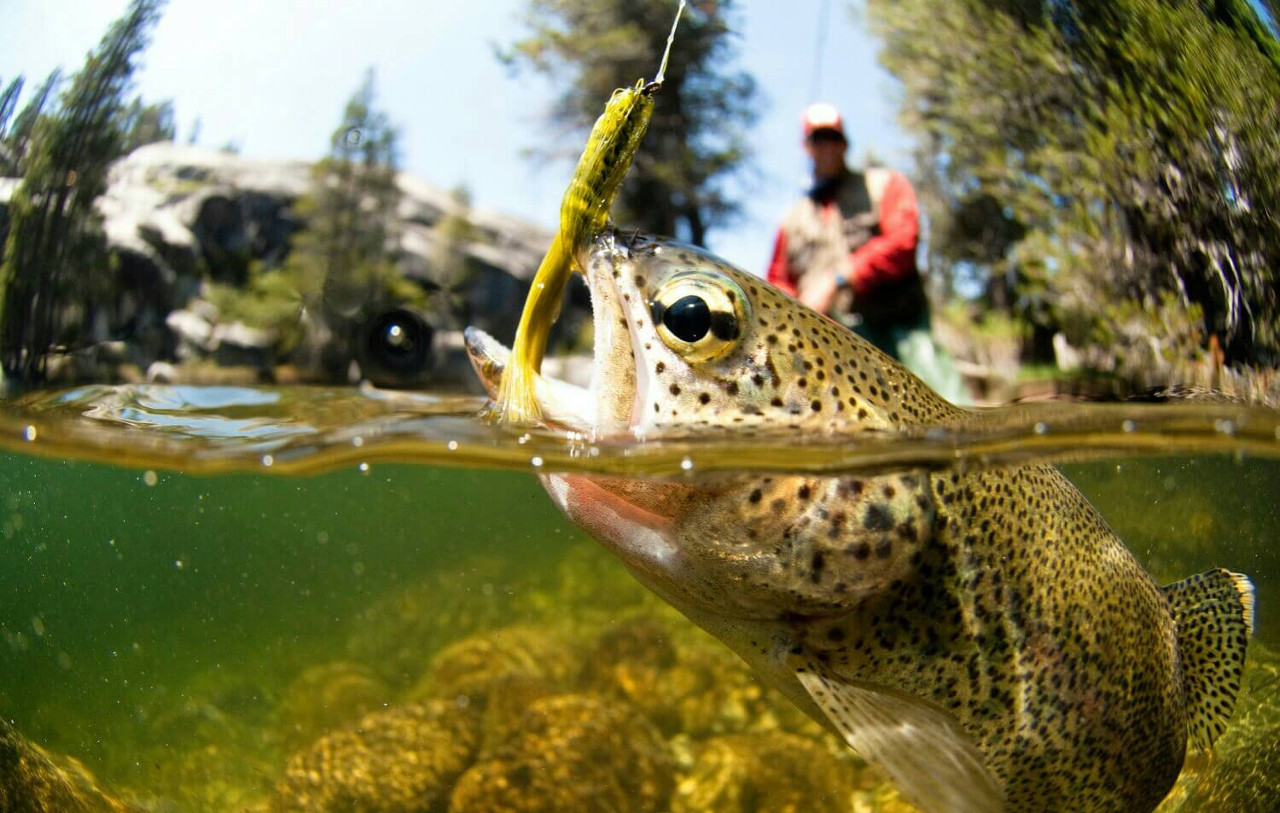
[767,103,965,401]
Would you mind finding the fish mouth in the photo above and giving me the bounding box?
[464,231,640,436]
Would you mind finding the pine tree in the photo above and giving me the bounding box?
[0,71,61,177]
[0,0,166,383]
[289,69,402,320]
[867,0,1280,368]
[119,98,176,153]
[500,0,759,246]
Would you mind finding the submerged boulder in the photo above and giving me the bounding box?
[671,731,859,813]
[408,624,580,710]
[449,694,674,813]
[276,661,391,750]
[272,700,479,813]
[0,718,127,812]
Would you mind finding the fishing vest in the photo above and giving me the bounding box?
[780,168,927,330]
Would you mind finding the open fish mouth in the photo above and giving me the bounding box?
[464,231,642,436]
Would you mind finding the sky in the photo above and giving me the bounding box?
[0,0,909,273]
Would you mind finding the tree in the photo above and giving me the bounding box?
[289,69,403,317]
[119,97,176,153]
[0,71,61,177]
[0,0,167,383]
[866,0,1280,370]
[500,0,759,246]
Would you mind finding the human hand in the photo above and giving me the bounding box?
[799,273,840,314]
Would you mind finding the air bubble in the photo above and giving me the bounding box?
[530,456,544,468]
[344,128,362,146]
[352,436,364,448]
[261,454,274,467]
[22,426,36,442]
[447,440,459,451]
[1121,420,1136,433]
[680,457,694,471]
[1033,422,1048,435]
[143,470,158,487]
[358,462,370,473]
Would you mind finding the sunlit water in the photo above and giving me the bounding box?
[0,384,1277,811]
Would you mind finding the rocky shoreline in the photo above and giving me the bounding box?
[0,143,592,391]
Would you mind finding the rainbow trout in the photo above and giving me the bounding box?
[464,230,1254,813]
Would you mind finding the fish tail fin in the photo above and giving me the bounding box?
[1163,568,1255,750]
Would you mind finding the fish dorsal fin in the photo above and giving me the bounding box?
[794,657,1004,813]
[1163,568,1255,749]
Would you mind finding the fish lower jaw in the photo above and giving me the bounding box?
[462,327,597,431]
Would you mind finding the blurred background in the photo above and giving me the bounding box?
[0,0,1277,400]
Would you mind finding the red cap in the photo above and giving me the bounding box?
[803,103,845,140]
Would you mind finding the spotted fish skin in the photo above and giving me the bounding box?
[465,231,1252,813]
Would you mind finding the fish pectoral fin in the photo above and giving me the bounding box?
[1163,568,1254,750]
[794,657,1004,813]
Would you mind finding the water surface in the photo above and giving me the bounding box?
[0,384,1276,812]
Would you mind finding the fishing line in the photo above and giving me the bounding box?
[655,0,687,86]
[809,0,832,101]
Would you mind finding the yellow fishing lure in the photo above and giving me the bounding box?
[493,2,684,424]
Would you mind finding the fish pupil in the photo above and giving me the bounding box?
[663,295,712,343]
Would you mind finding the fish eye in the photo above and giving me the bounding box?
[650,271,749,362]
[662,295,711,342]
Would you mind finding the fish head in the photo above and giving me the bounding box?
[465,229,956,621]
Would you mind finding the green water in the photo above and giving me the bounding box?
[0,385,1277,811]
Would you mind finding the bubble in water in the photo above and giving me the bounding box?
[344,127,362,146]
[352,561,366,576]
[358,462,370,473]
[1033,422,1048,435]
[447,440,458,451]
[22,425,36,442]
[261,454,274,467]
[31,617,44,637]
[530,456,544,468]
[143,470,158,487]
[316,531,329,545]
[352,436,364,448]
[1121,419,1136,433]
[680,457,694,471]
[174,560,184,570]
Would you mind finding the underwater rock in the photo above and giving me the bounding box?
[1159,642,1280,812]
[276,661,391,749]
[669,644,823,741]
[272,700,479,813]
[344,564,526,689]
[580,612,830,741]
[671,731,859,813]
[407,624,579,712]
[449,694,674,813]
[0,718,127,812]
[534,543,651,622]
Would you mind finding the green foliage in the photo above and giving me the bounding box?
[866,0,1280,368]
[284,69,405,320]
[499,0,759,246]
[119,97,176,153]
[0,0,167,383]
[0,71,61,177]
[203,263,306,352]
